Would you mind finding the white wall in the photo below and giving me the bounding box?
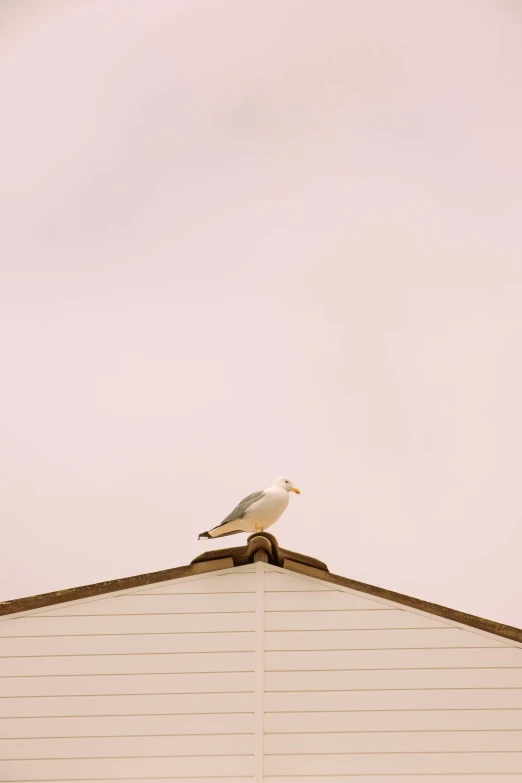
[0,566,257,782]
[1,562,521,781]
[262,567,522,781]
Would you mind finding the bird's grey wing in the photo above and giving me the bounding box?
[216,490,265,528]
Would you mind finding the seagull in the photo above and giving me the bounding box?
[198,476,300,539]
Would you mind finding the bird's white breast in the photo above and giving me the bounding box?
[245,487,289,529]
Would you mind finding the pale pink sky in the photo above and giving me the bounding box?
[1,0,521,627]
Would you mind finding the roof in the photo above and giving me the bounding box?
[1,532,520,644]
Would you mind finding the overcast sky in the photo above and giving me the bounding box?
[1,0,521,627]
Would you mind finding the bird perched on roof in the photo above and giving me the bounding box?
[198,476,300,540]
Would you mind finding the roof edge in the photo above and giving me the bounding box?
[0,560,226,617]
[301,565,522,644]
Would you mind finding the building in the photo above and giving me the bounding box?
[1,532,521,781]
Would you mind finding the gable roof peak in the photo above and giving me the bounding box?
[191,531,329,571]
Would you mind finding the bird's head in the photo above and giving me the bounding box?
[273,476,301,494]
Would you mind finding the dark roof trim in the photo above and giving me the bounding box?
[284,560,522,645]
[0,559,232,618]
[0,534,520,644]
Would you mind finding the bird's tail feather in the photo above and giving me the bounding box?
[209,529,243,538]
[198,528,243,540]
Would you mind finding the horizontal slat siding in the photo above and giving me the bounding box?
[0,651,255,676]
[262,565,522,779]
[266,627,506,650]
[0,569,256,615]
[39,592,254,615]
[0,713,256,738]
[266,647,522,670]
[265,628,502,650]
[0,733,255,758]
[0,691,255,718]
[0,755,254,780]
[265,609,446,630]
[266,777,519,783]
[0,571,257,622]
[264,752,522,775]
[0,672,254,697]
[266,689,522,711]
[264,572,332,591]
[141,571,255,594]
[266,668,522,691]
[0,612,254,636]
[265,730,522,753]
[2,562,521,783]
[265,710,522,732]
[13,780,254,783]
[265,590,389,611]
[0,568,259,780]
[0,631,255,656]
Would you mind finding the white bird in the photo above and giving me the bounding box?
[198,476,300,539]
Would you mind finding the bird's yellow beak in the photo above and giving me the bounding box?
[290,487,301,494]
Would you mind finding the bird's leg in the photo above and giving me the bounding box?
[254,523,263,533]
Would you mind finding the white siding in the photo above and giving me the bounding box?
[0,734,255,757]
[1,756,253,781]
[264,752,522,775]
[262,566,522,781]
[0,613,254,635]
[266,667,522,689]
[265,731,522,752]
[0,630,254,655]
[1,650,254,676]
[1,561,521,782]
[266,709,522,732]
[0,713,255,738]
[266,778,520,783]
[0,566,256,782]
[0,671,254,696]
[266,646,522,669]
